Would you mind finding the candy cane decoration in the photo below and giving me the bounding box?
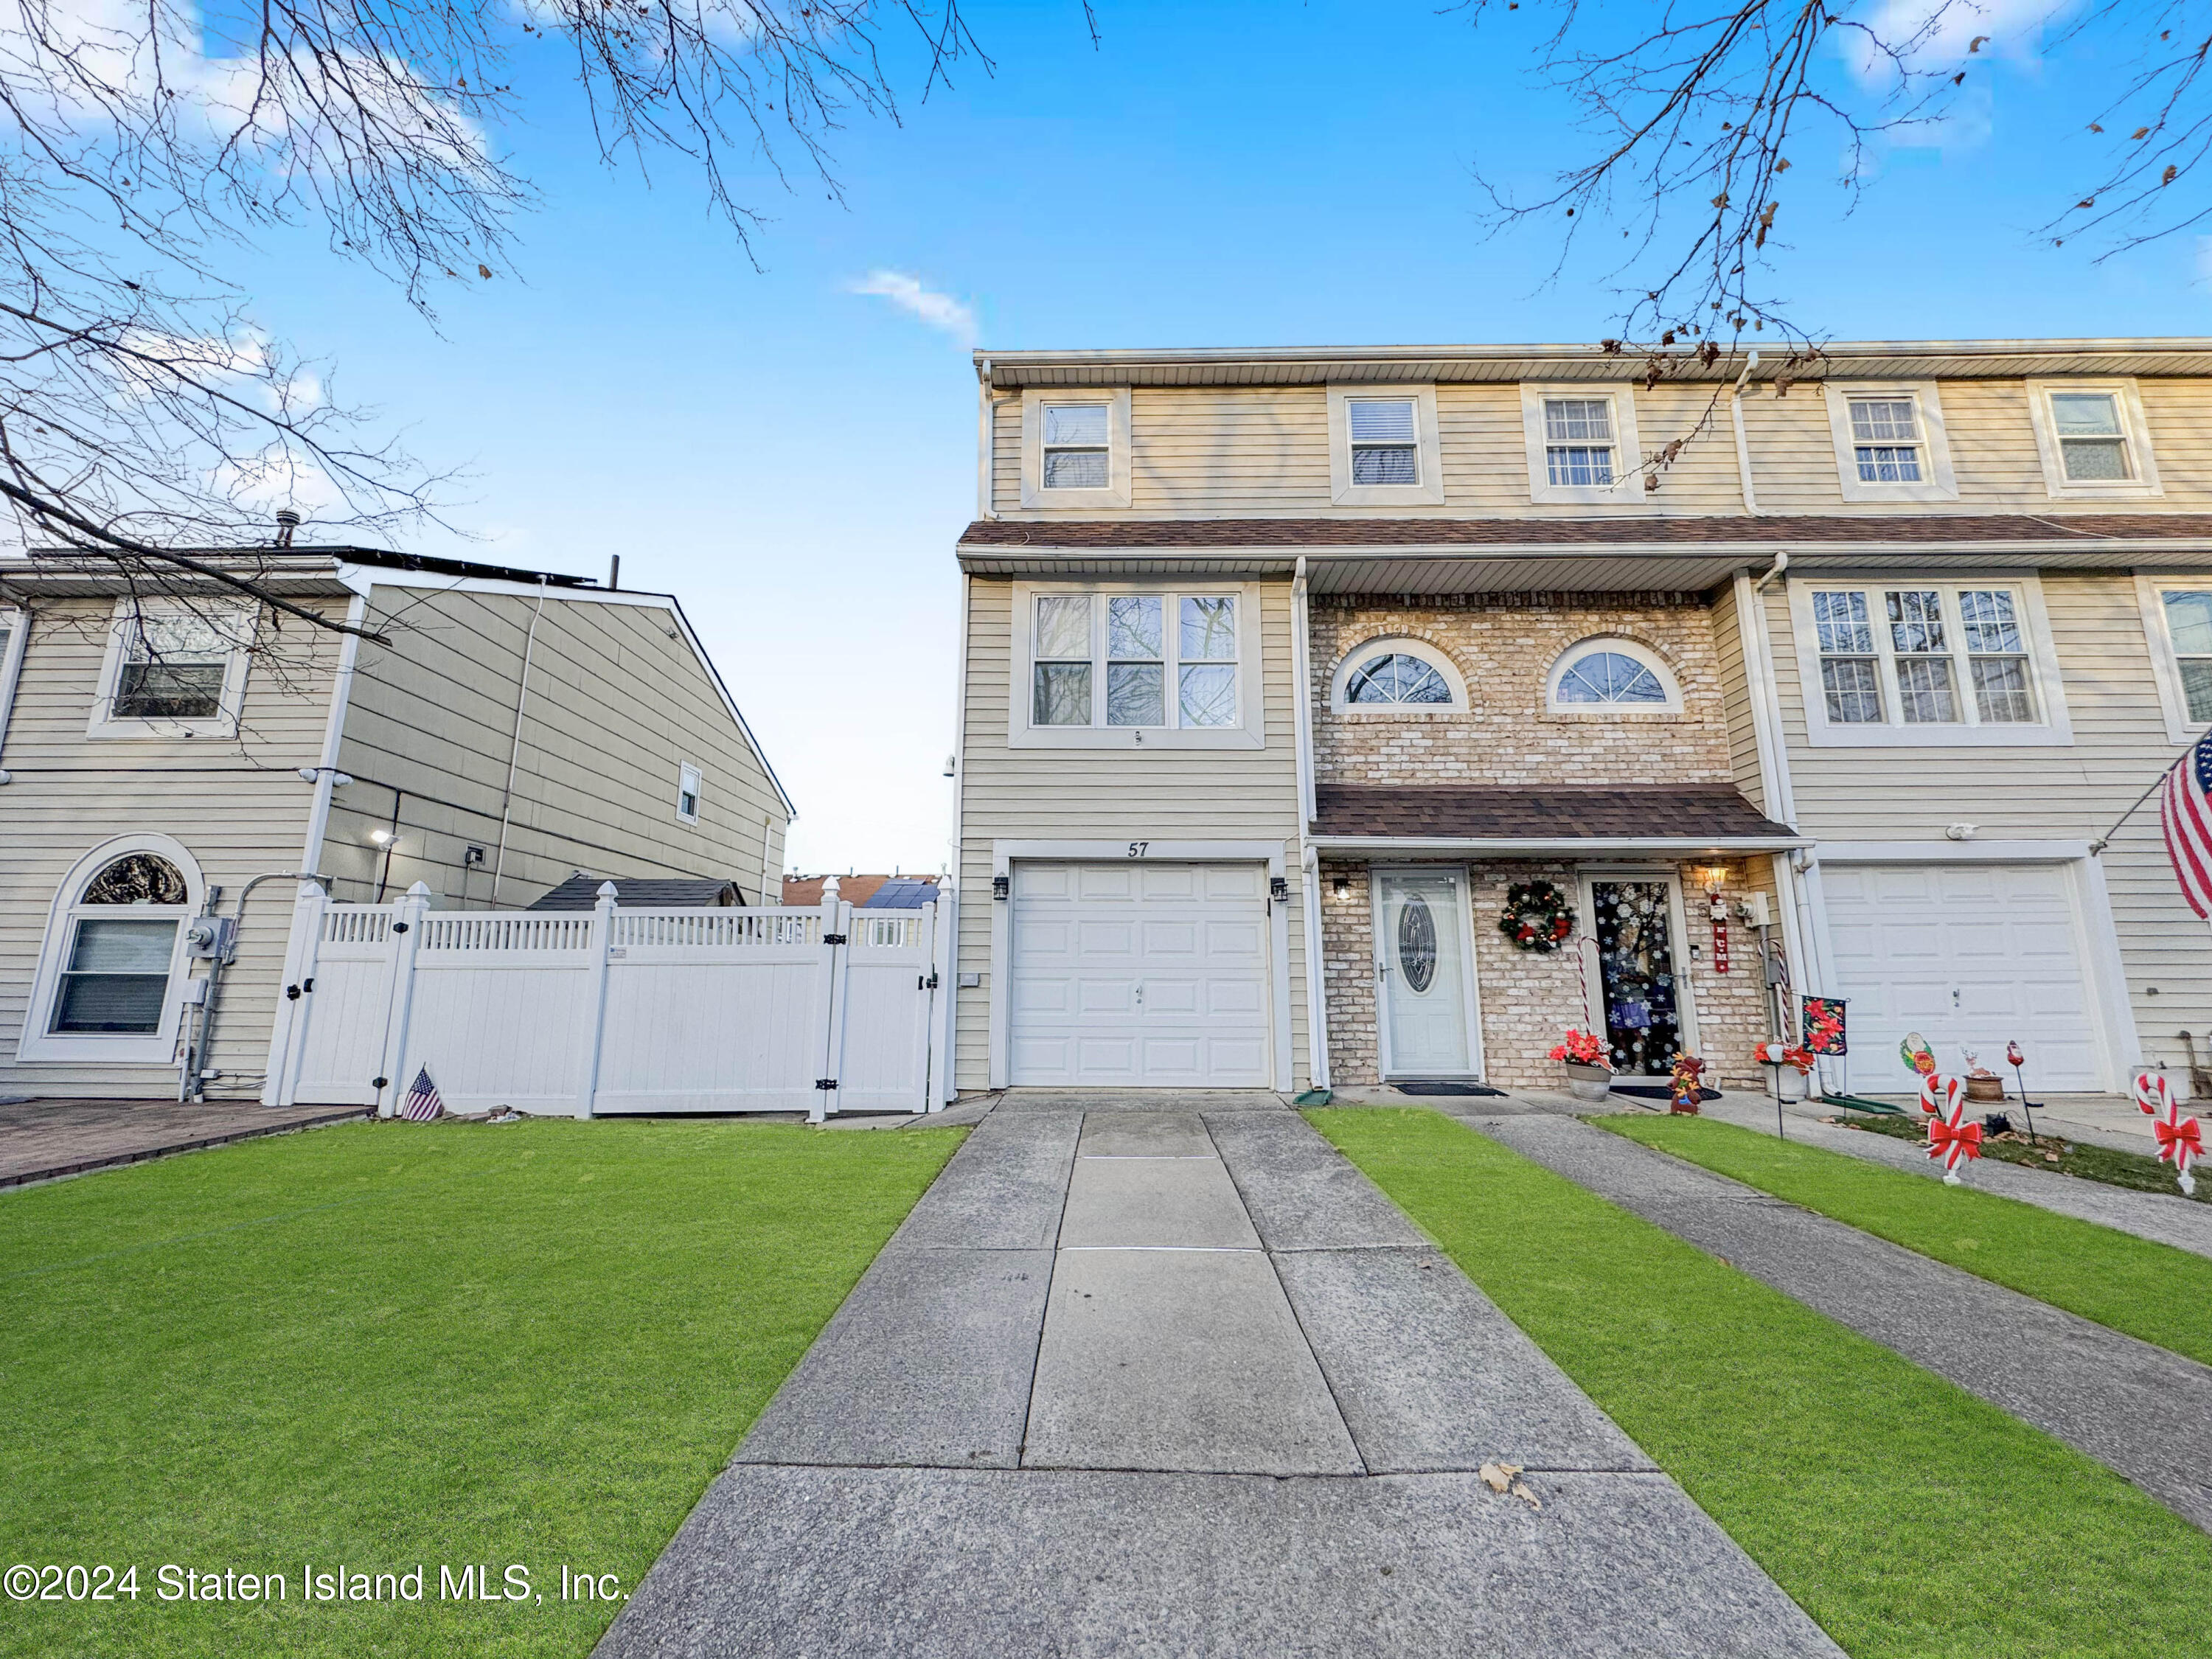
[2135,1071,2203,1197]
[1920,1073,1980,1186]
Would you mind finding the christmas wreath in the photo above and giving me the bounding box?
[1499,880,1575,952]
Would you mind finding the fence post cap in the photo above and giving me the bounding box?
[824,876,841,898]
[405,880,433,899]
[596,881,620,902]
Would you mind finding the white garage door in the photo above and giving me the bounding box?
[1823,862,2104,1092]
[1010,862,1272,1088]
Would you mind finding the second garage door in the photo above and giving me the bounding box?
[1822,861,2105,1092]
[1009,861,1272,1088]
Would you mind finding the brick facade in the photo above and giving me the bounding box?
[1310,593,1735,787]
[1310,594,1781,1093]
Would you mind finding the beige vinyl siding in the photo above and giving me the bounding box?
[990,376,2212,522]
[1761,572,2212,1074]
[330,586,787,909]
[1708,580,1768,815]
[0,597,338,1100]
[954,577,1307,1090]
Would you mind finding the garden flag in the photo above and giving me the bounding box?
[1919,1072,1979,1186]
[2160,731,2212,919]
[400,1066,445,1121]
[2134,1071,2202,1197]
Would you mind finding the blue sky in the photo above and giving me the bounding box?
[243,0,2212,877]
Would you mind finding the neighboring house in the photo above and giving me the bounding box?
[0,545,792,1103]
[950,340,2212,1097]
[782,873,942,908]
[531,874,744,910]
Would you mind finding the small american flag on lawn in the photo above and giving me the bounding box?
[2162,731,2212,921]
[400,1066,445,1121]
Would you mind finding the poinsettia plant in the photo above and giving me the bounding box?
[1549,1028,1610,1068]
[1754,1040,1817,1074]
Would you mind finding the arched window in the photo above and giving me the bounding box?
[1546,639,1683,713]
[1330,639,1467,712]
[20,835,201,1063]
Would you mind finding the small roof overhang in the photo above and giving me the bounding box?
[1312,834,1810,857]
[1310,785,1807,855]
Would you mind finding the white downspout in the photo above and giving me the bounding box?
[1731,349,1761,515]
[950,570,975,1093]
[298,591,369,874]
[976,358,998,521]
[1291,558,1329,1091]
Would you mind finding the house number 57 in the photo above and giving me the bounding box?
[1127,841,1150,858]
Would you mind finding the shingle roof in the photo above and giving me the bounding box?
[1314,785,1794,842]
[529,874,742,910]
[782,873,942,908]
[959,513,2212,550]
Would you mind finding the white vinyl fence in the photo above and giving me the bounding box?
[260,880,953,1121]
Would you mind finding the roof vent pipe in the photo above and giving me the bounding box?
[273,509,300,547]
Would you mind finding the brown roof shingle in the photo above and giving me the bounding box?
[959,514,2212,549]
[1315,785,1795,843]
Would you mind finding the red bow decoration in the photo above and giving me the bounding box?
[1927,1116,1983,1161]
[2155,1114,2204,1169]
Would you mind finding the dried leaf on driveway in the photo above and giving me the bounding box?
[1479,1462,1522,1494]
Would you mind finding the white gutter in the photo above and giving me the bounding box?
[1730,349,1760,515]
[1310,835,1810,855]
[0,593,32,784]
[298,591,368,873]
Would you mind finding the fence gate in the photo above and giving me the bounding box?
[263,880,952,1121]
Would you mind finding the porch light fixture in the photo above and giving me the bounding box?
[1270,876,1290,902]
[992,874,1010,901]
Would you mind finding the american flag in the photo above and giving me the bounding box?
[2161,731,2212,920]
[400,1065,445,1121]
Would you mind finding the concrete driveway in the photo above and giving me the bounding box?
[596,1093,1840,1658]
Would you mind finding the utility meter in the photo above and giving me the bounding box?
[184,916,238,964]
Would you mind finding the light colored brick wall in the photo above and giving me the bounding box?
[1321,857,1782,1093]
[1310,593,1735,786]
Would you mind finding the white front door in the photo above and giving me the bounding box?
[1009,861,1272,1088]
[1375,869,1482,1078]
[1822,861,2105,1091]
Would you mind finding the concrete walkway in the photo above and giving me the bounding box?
[598,1096,1840,1658]
[1480,1114,2212,1534]
[1689,1094,2212,1260]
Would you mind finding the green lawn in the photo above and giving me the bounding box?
[0,1116,961,1658]
[1311,1107,2212,1659]
[1603,1113,2212,1368]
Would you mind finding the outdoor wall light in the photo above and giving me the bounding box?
[1332,875,1351,899]
[369,828,394,845]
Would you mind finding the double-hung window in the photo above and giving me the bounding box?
[1848,397,1923,482]
[2028,380,2162,498]
[675,762,703,824]
[1797,580,2067,743]
[1348,399,1419,485]
[1029,592,1239,731]
[1543,398,1615,487]
[1041,404,1110,490]
[2140,580,2212,740]
[88,597,253,737]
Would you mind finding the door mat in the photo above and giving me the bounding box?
[1608,1084,1722,1103]
[1391,1081,1509,1097]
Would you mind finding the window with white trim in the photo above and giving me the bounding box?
[19,834,203,1064]
[676,762,703,823]
[2026,379,2162,499]
[1544,637,1683,714]
[2161,588,2212,724]
[1847,397,1923,482]
[1030,592,1239,730]
[1543,397,1615,487]
[88,597,254,737]
[1348,398,1419,486]
[1808,584,2046,729]
[1040,403,1110,490]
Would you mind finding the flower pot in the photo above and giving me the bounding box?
[1773,1065,1810,1103]
[1562,1061,1613,1103]
[1965,1074,2006,1105]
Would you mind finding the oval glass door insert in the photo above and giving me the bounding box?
[1397,894,1438,992]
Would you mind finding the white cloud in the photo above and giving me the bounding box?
[846,270,978,347]
[1847,0,2077,85]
